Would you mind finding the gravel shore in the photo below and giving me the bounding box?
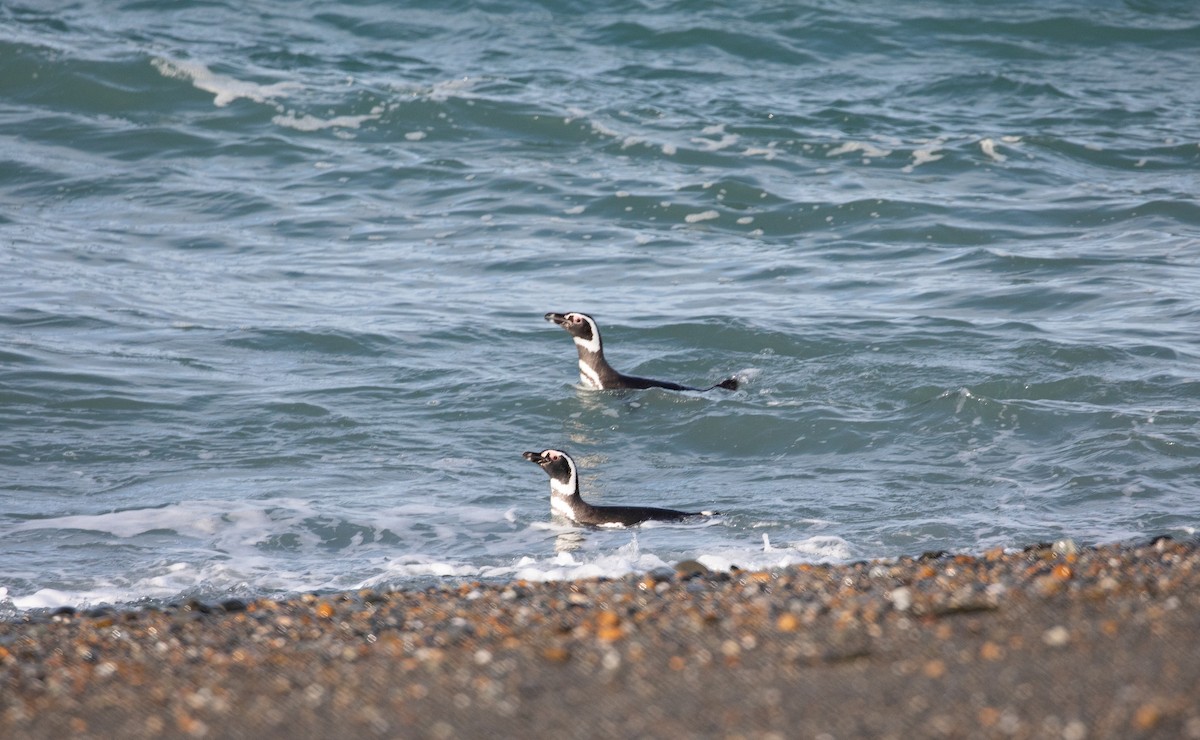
[3,538,1199,739]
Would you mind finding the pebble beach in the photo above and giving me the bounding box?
[6,5,1200,739]
[3,537,1199,739]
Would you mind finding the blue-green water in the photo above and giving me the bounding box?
[2,0,1199,612]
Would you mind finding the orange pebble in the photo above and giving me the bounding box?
[596,625,624,642]
[776,613,800,632]
[596,610,621,628]
[542,646,570,662]
[1134,703,1160,730]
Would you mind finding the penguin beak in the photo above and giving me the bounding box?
[544,312,568,326]
[523,451,547,465]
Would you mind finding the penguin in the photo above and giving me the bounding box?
[522,448,715,527]
[544,312,739,392]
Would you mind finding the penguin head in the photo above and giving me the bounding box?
[523,448,578,494]
[544,312,600,351]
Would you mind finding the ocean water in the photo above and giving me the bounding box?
[2,0,1199,614]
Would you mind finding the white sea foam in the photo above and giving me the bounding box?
[691,124,740,152]
[7,559,327,612]
[760,533,853,561]
[589,120,622,138]
[695,538,851,573]
[152,57,299,107]
[744,143,779,160]
[349,548,675,588]
[389,76,483,103]
[12,588,90,610]
[735,367,763,385]
[359,533,856,593]
[903,141,945,172]
[684,210,720,224]
[153,57,386,133]
[510,549,671,582]
[10,498,318,541]
[827,141,892,159]
[980,137,1007,162]
[272,112,381,132]
[0,524,860,613]
[425,76,480,101]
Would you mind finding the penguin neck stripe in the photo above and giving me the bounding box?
[572,333,601,355]
[577,360,602,389]
[550,477,575,497]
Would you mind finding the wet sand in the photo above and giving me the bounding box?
[3,538,1199,739]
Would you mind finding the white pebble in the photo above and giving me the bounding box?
[1042,625,1071,647]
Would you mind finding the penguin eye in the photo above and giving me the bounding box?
[571,315,582,324]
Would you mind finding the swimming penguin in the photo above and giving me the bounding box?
[544,312,739,392]
[522,448,715,527]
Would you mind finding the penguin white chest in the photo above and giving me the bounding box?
[550,496,578,521]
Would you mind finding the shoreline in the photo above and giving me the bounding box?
[4,537,1200,738]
